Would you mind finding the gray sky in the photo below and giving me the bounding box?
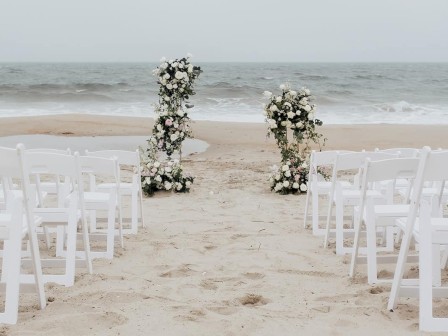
[1,0,447,62]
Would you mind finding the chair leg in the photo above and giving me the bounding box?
[323,199,333,248]
[335,199,345,255]
[1,229,22,324]
[387,227,414,311]
[139,185,145,228]
[131,190,138,234]
[303,189,310,229]
[312,191,320,235]
[366,215,379,284]
[27,227,46,309]
[349,214,362,278]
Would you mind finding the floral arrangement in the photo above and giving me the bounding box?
[140,149,194,196]
[264,84,325,194]
[141,54,201,195]
[151,55,202,156]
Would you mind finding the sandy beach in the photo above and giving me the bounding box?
[1,115,448,335]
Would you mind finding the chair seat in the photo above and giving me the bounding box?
[96,182,133,193]
[84,192,112,203]
[34,208,81,223]
[410,218,448,244]
[373,204,410,217]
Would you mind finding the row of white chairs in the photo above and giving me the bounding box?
[0,145,145,324]
[303,147,448,332]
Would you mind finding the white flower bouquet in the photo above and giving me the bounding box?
[140,149,194,196]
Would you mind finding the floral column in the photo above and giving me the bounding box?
[140,55,202,196]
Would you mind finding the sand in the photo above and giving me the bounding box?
[1,115,448,335]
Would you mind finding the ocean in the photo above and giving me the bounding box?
[1,62,447,124]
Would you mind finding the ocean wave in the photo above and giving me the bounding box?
[369,101,441,114]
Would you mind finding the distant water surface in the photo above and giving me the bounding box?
[1,62,447,124]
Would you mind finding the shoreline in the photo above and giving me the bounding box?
[1,114,448,151]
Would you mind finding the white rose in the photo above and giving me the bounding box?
[275,174,281,180]
[281,121,287,126]
[166,83,173,90]
[263,91,272,98]
[300,98,307,105]
[178,63,184,69]
[155,175,162,182]
[177,110,184,117]
[304,88,311,95]
[289,90,297,97]
[286,120,292,127]
[287,111,295,119]
[173,84,178,89]
[293,182,300,189]
[173,62,178,67]
[275,182,282,191]
[176,183,182,191]
[269,122,277,129]
[284,170,291,177]
[269,105,278,112]
[308,113,314,120]
[282,164,289,171]
[283,181,289,188]
[165,167,172,173]
[304,105,311,112]
[170,134,178,141]
[300,183,307,192]
[164,96,170,101]
[153,161,160,168]
[156,124,162,131]
[276,97,282,103]
[164,182,172,190]
[163,73,170,80]
[296,122,303,128]
[188,64,193,73]
[186,181,192,187]
[175,71,184,80]
[295,110,301,116]
[145,177,151,184]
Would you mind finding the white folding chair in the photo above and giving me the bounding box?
[387,147,448,312]
[303,150,353,236]
[79,155,123,259]
[85,149,144,234]
[23,150,93,286]
[0,145,46,316]
[323,151,397,255]
[349,157,420,284]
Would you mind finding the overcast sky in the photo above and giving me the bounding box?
[1,0,447,62]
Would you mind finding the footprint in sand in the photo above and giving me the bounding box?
[160,264,197,278]
[207,306,239,315]
[238,294,269,307]
[242,272,265,280]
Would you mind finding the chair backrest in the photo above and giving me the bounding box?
[0,144,37,231]
[24,152,77,179]
[26,148,71,155]
[78,156,119,178]
[375,147,419,158]
[363,157,420,184]
[404,147,448,231]
[85,150,139,167]
[333,151,398,173]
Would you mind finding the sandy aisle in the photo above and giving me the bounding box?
[1,115,448,335]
